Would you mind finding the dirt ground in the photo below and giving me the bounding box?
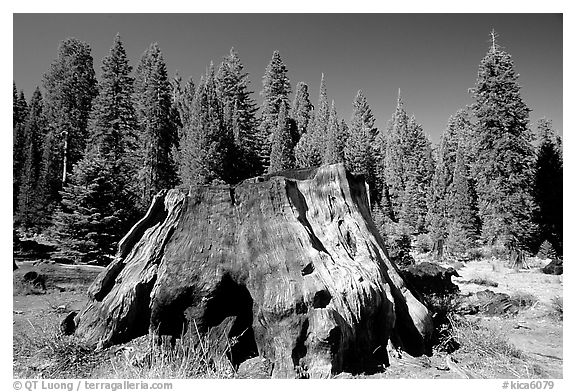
[12,257,563,379]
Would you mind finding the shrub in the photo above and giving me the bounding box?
[537,240,557,260]
[510,291,538,309]
[413,233,433,254]
[467,248,484,261]
[550,296,563,320]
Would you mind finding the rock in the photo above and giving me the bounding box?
[236,356,274,379]
[456,289,518,316]
[542,258,563,275]
[74,163,433,378]
[401,262,460,296]
[60,311,78,335]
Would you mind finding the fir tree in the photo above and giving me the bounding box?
[378,91,433,233]
[470,31,536,250]
[427,110,470,245]
[179,64,233,186]
[345,90,376,186]
[290,81,313,141]
[52,35,141,264]
[379,91,409,222]
[134,42,178,207]
[17,88,47,229]
[268,101,294,173]
[349,90,376,139]
[13,85,28,216]
[312,73,330,145]
[52,150,136,264]
[258,51,291,172]
[294,74,330,168]
[216,48,260,181]
[42,37,98,189]
[532,119,562,255]
[323,101,346,164]
[399,116,434,232]
[445,143,480,254]
[89,34,138,161]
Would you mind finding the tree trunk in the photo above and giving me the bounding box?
[73,163,432,378]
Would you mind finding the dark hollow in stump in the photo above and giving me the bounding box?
[73,163,433,378]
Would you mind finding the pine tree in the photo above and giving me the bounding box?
[445,143,480,254]
[290,81,313,142]
[378,91,409,222]
[134,42,178,208]
[89,34,138,161]
[532,119,562,255]
[399,116,434,232]
[179,64,233,186]
[52,151,136,264]
[427,110,470,245]
[323,101,346,164]
[470,31,536,250]
[345,90,376,186]
[216,48,260,181]
[257,51,291,173]
[378,91,433,233]
[42,37,98,190]
[269,101,294,173]
[173,76,196,131]
[294,74,331,168]
[13,85,28,217]
[52,35,141,264]
[17,88,47,229]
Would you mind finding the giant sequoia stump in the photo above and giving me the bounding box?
[73,163,432,378]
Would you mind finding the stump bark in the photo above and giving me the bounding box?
[73,163,433,378]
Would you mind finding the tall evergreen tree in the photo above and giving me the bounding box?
[470,31,536,250]
[133,42,178,207]
[13,85,28,216]
[378,91,433,233]
[345,90,376,186]
[179,64,233,186]
[290,81,313,141]
[216,48,260,181]
[269,101,294,173]
[294,74,329,167]
[52,34,141,264]
[532,119,563,255]
[379,91,409,222]
[445,143,480,254]
[312,73,330,144]
[257,51,291,172]
[17,88,47,229]
[42,37,98,190]
[323,101,346,164]
[399,116,434,232]
[427,110,470,245]
[88,34,138,160]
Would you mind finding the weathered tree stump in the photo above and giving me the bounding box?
[73,164,432,378]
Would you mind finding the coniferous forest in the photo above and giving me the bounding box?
[13,31,563,266]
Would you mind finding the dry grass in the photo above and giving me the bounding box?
[442,315,546,378]
[548,296,563,321]
[103,324,236,379]
[13,279,46,296]
[14,318,236,379]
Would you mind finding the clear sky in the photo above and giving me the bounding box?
[13,13,562,143]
